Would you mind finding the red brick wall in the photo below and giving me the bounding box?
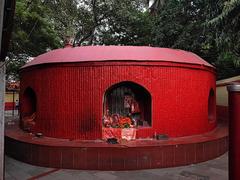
[20,61,216,139]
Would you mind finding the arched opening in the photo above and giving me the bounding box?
[22,87,37,117]
[21,87,37,131]
[208,88,215,122]
[104,81,152,127]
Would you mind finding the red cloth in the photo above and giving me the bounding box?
[102,128,136,141]
[131,100,140,113]
[102,128,121,140]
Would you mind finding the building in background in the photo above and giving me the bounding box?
[216,75,240,122]
[5,81,20,111]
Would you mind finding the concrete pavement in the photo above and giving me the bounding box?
[5,153,228,180]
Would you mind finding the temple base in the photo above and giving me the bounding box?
[5,123,228,170]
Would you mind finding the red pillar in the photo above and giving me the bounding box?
[228,84,240,180]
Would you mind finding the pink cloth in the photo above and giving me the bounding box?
[102,128,136,141]
[102,128,121,140]
[122,128,136,140]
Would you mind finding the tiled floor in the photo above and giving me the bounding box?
[5,153,228,180]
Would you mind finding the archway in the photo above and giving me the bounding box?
[208,88,215,122]
[22,87,37,117]
[104,81,152,127]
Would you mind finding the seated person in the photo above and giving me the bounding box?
[22,112,36,132]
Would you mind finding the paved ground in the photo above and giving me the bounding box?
[4,110,19,118]
[4,114,228,179]
[5,153,228,180]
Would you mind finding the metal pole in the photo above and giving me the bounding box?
[0,0,6,178]
[227,84,240,180]
[0,64,5,180]
[12,91,14,116]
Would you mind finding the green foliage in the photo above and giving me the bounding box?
[151,0,219,63]
[7,0,62,81]
[5,54,28,81]
[100,0,153,45]
[208,0,240,25]
[215,52,240,79]
[67,0,153,46]
[10,0,61,56]
[44,0,89,44]
[207,0,240,79]
[6,0,240,81]
[151,0,240,79]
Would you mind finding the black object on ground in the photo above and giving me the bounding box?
[107,138,118,144]
[35,133,43,138]
[156,134,169,140]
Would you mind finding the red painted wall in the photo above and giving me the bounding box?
[5,102,15,110]
[20,61,216,140]
[216,105,228,122]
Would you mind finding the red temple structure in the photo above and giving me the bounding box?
[5,46,228,170]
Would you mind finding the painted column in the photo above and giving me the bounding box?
[227,84,240,180]
[0,63,5,180]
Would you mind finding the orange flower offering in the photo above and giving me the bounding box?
[119,117,132,128]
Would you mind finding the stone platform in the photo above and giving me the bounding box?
[5,123,228,170]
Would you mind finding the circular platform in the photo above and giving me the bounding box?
[5,122,228,170]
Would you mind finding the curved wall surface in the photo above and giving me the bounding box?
[20,59,216,140]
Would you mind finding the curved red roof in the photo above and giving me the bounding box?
[22,46,213,68]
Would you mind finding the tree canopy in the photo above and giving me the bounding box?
[6,0,240,81]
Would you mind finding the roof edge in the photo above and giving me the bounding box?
[22,46,214,69]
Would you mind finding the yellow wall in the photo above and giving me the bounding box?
[5,91,19,102]
[216,86,228,106]
[216,75,240,107]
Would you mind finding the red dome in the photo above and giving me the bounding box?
[22,46,213,68]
